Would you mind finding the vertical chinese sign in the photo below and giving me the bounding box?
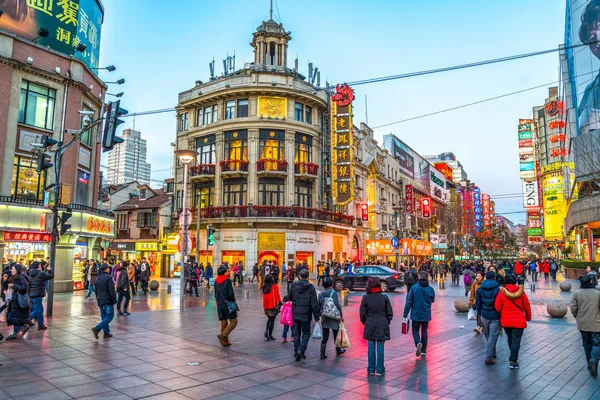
[472,187,482,232]
[331,83,355,206]
[482,194,491,229]
[405,184,414,213]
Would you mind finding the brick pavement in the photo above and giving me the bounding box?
[0,274,597,399]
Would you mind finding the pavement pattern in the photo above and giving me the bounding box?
[0,274,597,400]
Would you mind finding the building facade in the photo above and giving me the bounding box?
[423,152,468,184]
[106,128,152,185]
[0,20,115,292]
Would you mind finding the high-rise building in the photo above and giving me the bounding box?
[106,129,152,185]
[422,152,468,183]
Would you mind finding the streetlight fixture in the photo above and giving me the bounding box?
[33,28,49,42]
[106,78,125,85]
[75,43,87,53]
[175,149,198,307]
[107,92,124,98]
[91,65,116,72]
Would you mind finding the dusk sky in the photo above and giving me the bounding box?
[98,0,566,223]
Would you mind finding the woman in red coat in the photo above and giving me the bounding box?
[542,260,551,281]
[262,274,281,341]
[495,274,532,370]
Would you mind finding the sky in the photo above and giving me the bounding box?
[98,0,567,224]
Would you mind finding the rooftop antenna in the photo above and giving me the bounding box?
[270,0,273,19]
[317,71,321,88]
[294,57,298,73]
[308,62,313,82]
[209,59,215,79]
[365,95,369,125]
[311,67,319,85]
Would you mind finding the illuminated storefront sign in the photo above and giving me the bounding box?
[473,188,482,232]
[135,242,158,252]
[541,162,574,174]
[405,184,414,213]
[4,231,51,242]
[366,239,433,257]
[331,83,355,206]
[522,180,540,208]
[257,96,287,119]
[542,174,567,241]
[434,163,453,181]
[482,194,491,228]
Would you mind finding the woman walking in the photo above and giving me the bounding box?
[318,278,346,359]
[469,271,484,334]
[262,274,281,341]
[85,260,98,299]
[495,274,532,370]
[116,261,131,316]
[5,264,32,340]
[215,266,237,346]
[359,278,393,376]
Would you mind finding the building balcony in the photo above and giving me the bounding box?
[140,227,159,240]
[220,160,249,177]
[199,205,355,226]
[294,162,319,179]
[116,229,130,240]
[257,159,288,176]
[190,164,215,180]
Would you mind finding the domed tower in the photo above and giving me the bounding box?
[251,16,291,72]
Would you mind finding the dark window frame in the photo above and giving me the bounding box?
[18,80,56,130]
[295,181,313,208]
[237,99,248,117]
[11,155,47,201]
[223,179,247,206]
[258,178,285,206]
[294,102,304,122]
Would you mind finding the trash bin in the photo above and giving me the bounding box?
[340,289,349,306]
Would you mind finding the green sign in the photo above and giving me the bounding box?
[518,131,533,140]
[528,228,543,236]
[0,0,103,69]
[430,171,444,187]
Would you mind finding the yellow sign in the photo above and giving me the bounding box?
[257,96,287,119]
[541,162,574,174]
[331,99,354,206]
[136,242,158,252]
[333,236,344,252]
[542,174,566,241]
[87,217,113,234]
[257,232,286,251]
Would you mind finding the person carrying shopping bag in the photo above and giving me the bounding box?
[360,277,393,376]
[318,278,346,359]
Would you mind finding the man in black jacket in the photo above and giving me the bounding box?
[28,261,54,330]
[476,271,501,365]
[289,269,320,361]
[92,264,117,339]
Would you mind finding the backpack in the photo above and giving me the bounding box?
[405,269,418,285]
[321,291,341,320]
[464,273,472,286]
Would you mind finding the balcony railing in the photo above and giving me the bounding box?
[0,197,114,217]
[200,205,355,226]
[220,160,249,172]
[257,159,288,172]
[294,162,319,176]
[190,164,215,176]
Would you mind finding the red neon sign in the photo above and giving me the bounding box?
[548,121,565,130]
[4,231,52,242]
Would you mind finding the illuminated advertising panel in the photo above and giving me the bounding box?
[429,167,447,202]
[331,84,355,206]
[522,180,540,208]
[473,187,482,232]
[520,162,534,171]
[482,194,491,228]
[405,184,414,213]
[434,162,453,181]
[541,173,567,241]
[0,0,104,69]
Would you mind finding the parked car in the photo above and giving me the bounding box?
[334,265,404,292]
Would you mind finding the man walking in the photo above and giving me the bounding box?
[570,274,600,377]
[28,261,54,330]
[92,264,117,339]
[289,269,320,361]
[116,261,131,316]
[476,271,501,365]
[346,261,356,293]
[84,260,98,299]
[405,263,419,294]
[139,257,151,294]
[403,271,435,357]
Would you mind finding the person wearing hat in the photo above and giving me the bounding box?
[28,261,54,330]
[5,264,32,340]
[476,270,501,365]
[92,264,117,339]
[570,274,600,377]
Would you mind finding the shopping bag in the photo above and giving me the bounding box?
[402,319,410,335]
[279,302,293,326]
[335,322,351,349]
[312,321,323,339]
[467,307,477,320]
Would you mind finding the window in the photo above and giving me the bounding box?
[175,190,182,210]
[212,105,218,123]
[203,106,212,124]
[305,105,312,124]
[140,188,147,199]
[137,210,156,228]
[11,156,46,201]
[295,182,313,208]
[178,113,188,132]
[75,169,90,205]
[295,134,312,163]
[260,138,284,160]
[294,102,304,121]
[225,100,235,119]
[259,179,284,206]
[224,130,248,161]
[116,213,129,230]
[196,135,216,164]
[237,99,248,117]
[223,180,247,206]
[166,182,174,193]
[196,108,203,126]
[194,184,214,208]
[80,104,93,146]
[19,80,56,130]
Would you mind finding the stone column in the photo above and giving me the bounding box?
[248,129,259,205]
[54,235,77,293]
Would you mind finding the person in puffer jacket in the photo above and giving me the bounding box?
[28,261,54,330]
[476,271,501,365]
[495,274,532,370]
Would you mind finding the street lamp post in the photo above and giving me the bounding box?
[175,149,198,308]
[452,231,456,260]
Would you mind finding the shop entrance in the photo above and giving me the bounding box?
[199,250,213,267]
[258,250,284,278]
[222,251,243,266]
[295,251,314,273]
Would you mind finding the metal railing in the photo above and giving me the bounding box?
[190,164,216,176]
[294,162,319,175]
[220,160,249,172]
[257,159,288,172]
[0,197,114,217]
[199,205,355,226]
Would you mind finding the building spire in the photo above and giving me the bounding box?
[270,0,273,20]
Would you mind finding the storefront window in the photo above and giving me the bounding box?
[259,178,284,206]
[260,139,284,160]
[295,139,312,162]
[75,169,90,205]
[11,156,46,201]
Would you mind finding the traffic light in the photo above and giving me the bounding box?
[360,203,369,221]
[207,227,215,246]
[60,210,72,235]
[33,135,58,172]
[102,100,128,152]
[420,197,432,218]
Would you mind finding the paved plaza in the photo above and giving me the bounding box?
[0,275,597,400]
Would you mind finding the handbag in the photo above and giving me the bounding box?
[402,319,410,335]
[335,321,351,349]
[215,281,239,314]
[17,292,31,309]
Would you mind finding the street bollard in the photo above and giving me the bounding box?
[531,282,536,292]
[244,290,249,298]
[340,289,349,306]
[167,285,172,294]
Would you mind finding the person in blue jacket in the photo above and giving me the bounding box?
[403,271,435,357]
[476,271,501,365]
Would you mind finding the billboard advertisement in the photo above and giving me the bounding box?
[429,167,447,202]
[520,162,534,171]
[522,180,540,208]
[384,135,414,179]
[541,173,567,241]
[0,0,104,69]
[434,162,453,181]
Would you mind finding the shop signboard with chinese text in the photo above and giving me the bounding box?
[405,184,414,213]
[482,194,491,228]
[331,83,355,206]
[473,188,482,232]
[4,231,51,242]
[541,174,567,241]
[136,242,158,252]
[67,212,115,238]
[0,0,104,69]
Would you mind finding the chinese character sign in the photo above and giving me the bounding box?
[0,0,103,69]
[331,83,355,206]
[4,231,52,242]
[405,184,414,213]
[482,194,491,228]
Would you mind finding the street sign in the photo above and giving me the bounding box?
[391,237,399,248]
[179,208,192,228]
[178,232,193,254]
